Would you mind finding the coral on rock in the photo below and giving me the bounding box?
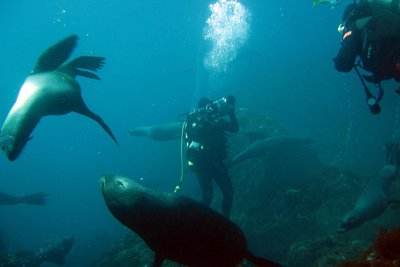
[340,227,400,267]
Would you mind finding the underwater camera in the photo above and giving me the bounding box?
[186,95,235,123]
[206,95,235,116]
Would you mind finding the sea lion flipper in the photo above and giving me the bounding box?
[32,35,78,74]
[152,254,165,267]
[75,104,119,146]
[68,56,105,71]
[75,70,100,80]
[59,56,105,79]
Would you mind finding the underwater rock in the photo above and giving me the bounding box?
[339,227,400,266]
[96,113,400,266]
[287,236,367,267]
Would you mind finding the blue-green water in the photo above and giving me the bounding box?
[0,1,399,266]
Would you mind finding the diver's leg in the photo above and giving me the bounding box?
[213,162,233,218]
[196,169,213,206]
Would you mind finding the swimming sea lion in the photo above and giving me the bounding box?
[0,191,48,206]
[0,135,14,150]
[312,0,342,7]
[100,174,282,267]
[32,236,75,265]
[226,135,314,168]
[337,143,400,233]
[128,121,183,141]
[0,35,118,161]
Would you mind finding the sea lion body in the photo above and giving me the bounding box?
[337,164,399,232]
[129,121,182,141]
[228,136,314,168]
[101,174,281,267]
[0,35,118,161]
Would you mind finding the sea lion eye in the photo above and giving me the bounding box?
[116,180,125,188]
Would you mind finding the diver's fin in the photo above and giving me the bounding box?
[151,254,165,267]
[32,35,78,74]
[74,101,119,146]
[58,56,105,80]
[244,250,283,267]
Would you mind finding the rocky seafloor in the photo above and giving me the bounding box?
[94,114,400,267]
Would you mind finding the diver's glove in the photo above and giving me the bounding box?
[226,95,236,115]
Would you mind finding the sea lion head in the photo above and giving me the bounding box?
[2,133,32,161]
[337,213,361,233]
[100,175,146,224]
[1,95,40,161]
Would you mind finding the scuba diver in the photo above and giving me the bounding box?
[0,191,49,206]
[0,236,74,267]
[334,0,400,114]
[184,95,239,218]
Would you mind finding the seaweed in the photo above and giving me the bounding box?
[339,227,400,267]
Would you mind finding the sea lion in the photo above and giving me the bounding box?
[0,191,48,206]
[226,135,314,168]
[0,236,74,266]
[312,0,342,7]
[337,143,400,233]
[0,35,118,161]
[100,174,282,267]
[32,236,75,265]
[128,121,183,141]
[0,135,14,149]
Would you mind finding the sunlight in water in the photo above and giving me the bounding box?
[203,0,251,73]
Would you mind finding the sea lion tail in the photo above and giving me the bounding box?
[244,250,283,267]
[75,104,119,146]
[59,56,106,80]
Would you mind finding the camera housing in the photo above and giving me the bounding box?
[206,96,235,116]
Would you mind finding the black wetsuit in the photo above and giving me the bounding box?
[334,2,400,82]
[186,112,239,218]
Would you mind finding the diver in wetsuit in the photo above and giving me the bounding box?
[185,95,239,218]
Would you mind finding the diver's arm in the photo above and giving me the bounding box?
[223,95,239,133]
[334,25,362,72]
[225,112,239,133]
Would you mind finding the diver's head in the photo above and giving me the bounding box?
[226,95,236,106]
[198,97,213,108]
